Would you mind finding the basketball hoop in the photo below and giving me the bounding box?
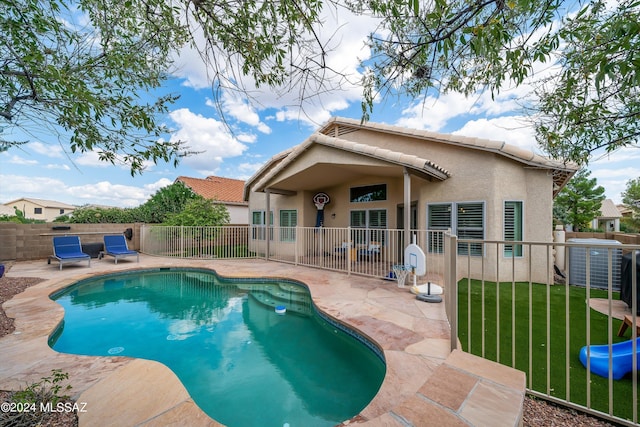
[313,192,330,210]
[392,265,409,288]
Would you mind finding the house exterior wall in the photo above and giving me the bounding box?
[226,205,249,225]
[247,127,561,283]
[4,200,75,222]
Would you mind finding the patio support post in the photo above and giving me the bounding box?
[403,168,411,255]
[266,189,271,261]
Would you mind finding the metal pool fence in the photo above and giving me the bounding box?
[141,225,639,426]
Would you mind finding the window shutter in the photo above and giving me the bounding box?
[504,201,523,257]
[457,202,484,256]
[428,204,452,229]
[350,210,366,227]
[368,210,387,227]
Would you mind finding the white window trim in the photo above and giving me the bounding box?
[503,200,524,258]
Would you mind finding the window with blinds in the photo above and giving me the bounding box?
[504,201,523,257]
[427,202,484,256]
[350,209,387,245]
[279,210,297,241]
[251,210,273,240]
[427,204,451,253]
[457,203,484,256]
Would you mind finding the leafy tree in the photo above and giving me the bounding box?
[5,0,638,171]
[355,0,639,165]
[621,177,640,231]
[2,0,191,173]
[622,177,640,211]
[62,182,199,223]
[553,169,605,231]
[163,197,230,226]
[1,0,327,171]
[136,181,199,223]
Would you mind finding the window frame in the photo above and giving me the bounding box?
[349,184,387,203]
[251,210,273,241]
[427,201,485,256]
[350,208,387,245]
[504,200,524,258]
[279,209,298,242]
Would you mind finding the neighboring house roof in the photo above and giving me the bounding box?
[244,117,578,199]
[176,176,247,206]
[3,198,76,210]
[598,199,623,219]
[617,204,633,217]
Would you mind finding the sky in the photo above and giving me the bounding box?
[1,5,638,209]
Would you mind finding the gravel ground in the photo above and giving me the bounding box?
[0,263,617,427]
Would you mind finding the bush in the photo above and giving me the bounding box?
[0,369,74,427]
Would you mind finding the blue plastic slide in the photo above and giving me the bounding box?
[579,337,640,380]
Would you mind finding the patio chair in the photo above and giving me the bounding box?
[334,241,351,256]
[48,236,91,270]
[358,242,381,261]
[100,234,139,264]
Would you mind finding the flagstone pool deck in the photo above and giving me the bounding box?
[0,256,526,426]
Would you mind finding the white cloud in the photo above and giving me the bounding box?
[0,174,173,208]
[215,94,271,134]
[453,116,539,152]
[169,108,248,176]
[0,175,66,203]
[67,181,151,207]
[6,155,38,166]
[44,163,71,170]
[170,5,375,129]
[28,141,65,158]
[236,162,265,179]
[590,146,640,203]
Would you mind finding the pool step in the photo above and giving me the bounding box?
[248,288,314,316]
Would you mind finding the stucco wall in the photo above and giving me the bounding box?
[226,205,249,225]
[246,127,562,283]
[0,223,142,261]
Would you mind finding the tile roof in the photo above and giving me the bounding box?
[319,117,578,196]
[176,176,247,205]
[246,117,579,198]
[250,133,451,194]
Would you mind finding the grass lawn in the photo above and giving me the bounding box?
[457,279,637,422]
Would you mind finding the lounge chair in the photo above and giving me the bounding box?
[358,242,381,261]
[334,241,351,256]
[48,236,91,270]
[100,234,139,264]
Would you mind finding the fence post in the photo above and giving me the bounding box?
[444,231,458,352]
[347,226,352,276]
[295,226,299,265]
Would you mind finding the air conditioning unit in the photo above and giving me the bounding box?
[567,238,622,291]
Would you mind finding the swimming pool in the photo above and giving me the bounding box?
[48,268,386,427]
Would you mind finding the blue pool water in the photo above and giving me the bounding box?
[49,269,385,427]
